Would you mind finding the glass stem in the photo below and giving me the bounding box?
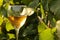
[15,29,19,40]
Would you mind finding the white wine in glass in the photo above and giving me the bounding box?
[8,5,34,40]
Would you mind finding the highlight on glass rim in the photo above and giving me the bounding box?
[0,0,60,40]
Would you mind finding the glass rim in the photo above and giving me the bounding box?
[8,5,27,17]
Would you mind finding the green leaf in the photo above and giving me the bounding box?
[49,0,60,20]
[28,0,39,8]
[1,7,7,17]
[41,0,49,11]
[38,22,47,33]
[22,0,32,5]
[39,28,54,40]
[0,0,3,7]
[8,33,15,39]
[4,3,10,10]
[52,27,56,33]
[0,17,3,25]
[51,18,56,27]
[6,19,14,31]
[9,0,14,4]
[40,3,45,19]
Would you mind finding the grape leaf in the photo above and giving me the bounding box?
[39,28,54,40]
[6,19,14,31]
[8,33,15,39]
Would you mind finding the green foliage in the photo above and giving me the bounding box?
[39,28,54,40]
[40,3,45,19]
[38,21,47,33]
[0,0,3,7]
[7,33,15,39]
[22,0,32,5]
[0,16,3,25]
[0,0,60,40]
[6,19,14,31]
[28,0,39,8]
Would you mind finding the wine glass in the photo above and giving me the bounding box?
[7,5,34,40]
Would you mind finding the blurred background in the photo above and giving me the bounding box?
[0,0,60,40]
